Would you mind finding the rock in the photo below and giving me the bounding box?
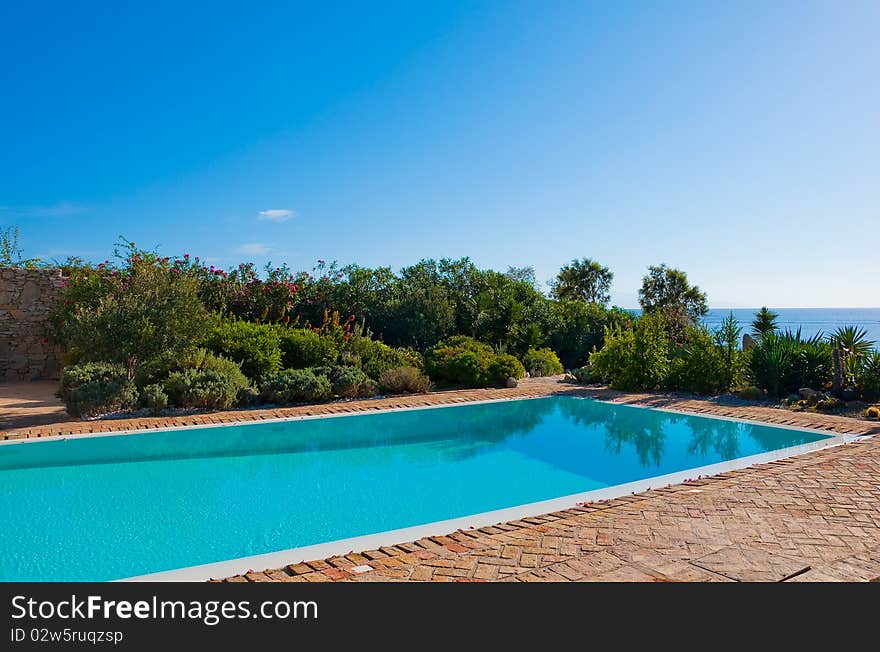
[841,387,859,402]
[505,377,518,388]
[524,371,531,378]
[19,280,40,307]
[742,333,757,350]
[798,388,823,401]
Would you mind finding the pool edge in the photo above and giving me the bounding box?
[118,427,855,583]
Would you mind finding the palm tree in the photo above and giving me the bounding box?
[750,307,779,339]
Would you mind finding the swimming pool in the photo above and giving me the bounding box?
[0,396,838,581]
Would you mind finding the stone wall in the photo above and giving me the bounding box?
[0,268,65,381]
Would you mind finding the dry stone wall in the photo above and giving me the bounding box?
[0,268,65,381]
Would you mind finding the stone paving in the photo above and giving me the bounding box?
[2,377,879,582]
[0,380,68,431]
[223,434,880,583]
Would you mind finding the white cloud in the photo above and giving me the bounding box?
[233,243,273,256]
[0,201,86,218]
[26,201,86,217]
[258,208,294,222]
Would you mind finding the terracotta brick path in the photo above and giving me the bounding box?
[2,378,879,582]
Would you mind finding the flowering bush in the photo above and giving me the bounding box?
[51,243,211,380]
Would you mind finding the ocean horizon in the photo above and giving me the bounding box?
[623,308,880,346]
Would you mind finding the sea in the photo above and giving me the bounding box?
[624,308,880,345]
[702,308,880,345]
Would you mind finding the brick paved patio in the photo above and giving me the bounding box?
[222,432,880,583]
[2,378,879,581]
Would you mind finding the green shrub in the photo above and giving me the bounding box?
[58,362,139,418]
[164,365,250,410]
[545,301,635,369]
[139,383,168,414]
[205,320,282,380]
[342,335,423,380]
[439,350,486,387]
[522,347,564,377]
[425,336,524,387]
[378,367,432,394]
[746,330,832,397]
[278,328,340,369]
[856,351,880,402]
[260,369,333,404]
[236,386,262,407]
[488,354,526,384]
[737,386,764,401]
[589,312,669,391]
[571,365,597,383]
[323,366,378,398]
[666,327,728,395]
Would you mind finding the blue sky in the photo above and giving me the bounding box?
[1,1,877,307]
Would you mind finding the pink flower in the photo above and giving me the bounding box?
[184,253,190,259]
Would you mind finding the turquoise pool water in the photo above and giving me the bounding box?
[0,396,832,581]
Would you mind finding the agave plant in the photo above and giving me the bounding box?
[746,329,832,397]
[855,351,880,402]
[830,326,875,385]
[830,325,875,359]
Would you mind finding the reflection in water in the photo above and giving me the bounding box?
[0,398,558,472]
[602,409,667,467]
[556,399,667,467]
[554,399,786,467]
[686,417,742,460]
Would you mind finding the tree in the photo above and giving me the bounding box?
[505,266,539,290]
[638,264,708,343]
[551,258,613,306]
[750,307,779,339]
